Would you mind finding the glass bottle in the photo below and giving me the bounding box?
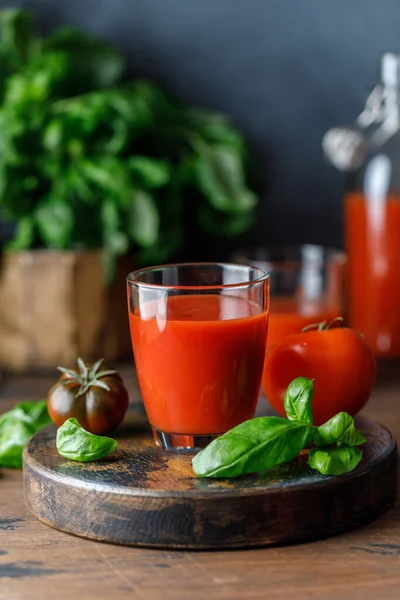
[345,53,400,357]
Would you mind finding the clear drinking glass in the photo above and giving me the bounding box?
[232,245,347,351]
[127,262,270,452]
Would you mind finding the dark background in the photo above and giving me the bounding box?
[2,0,400,252]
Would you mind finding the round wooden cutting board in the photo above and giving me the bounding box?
[23,414,397,549]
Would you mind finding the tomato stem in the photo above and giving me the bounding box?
[326,316,344,329]
[57,357,117,397]
[302,316,344,333]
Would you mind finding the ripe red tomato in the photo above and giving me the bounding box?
[47,358,129,435]
[262,319,376,425]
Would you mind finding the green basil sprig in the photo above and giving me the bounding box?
[56,418,117,462]
[192,417,314,478]
[192,377,366,479]
[0,400,51,468]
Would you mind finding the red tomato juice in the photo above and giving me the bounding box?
[345,192,400,357]
[266,297,341,349]
[129,294,268,435]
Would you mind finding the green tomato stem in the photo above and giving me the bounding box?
[302,316,344,333]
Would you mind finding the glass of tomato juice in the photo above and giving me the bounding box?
[127,263,270,452]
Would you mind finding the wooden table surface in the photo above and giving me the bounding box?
[1,363,400,600]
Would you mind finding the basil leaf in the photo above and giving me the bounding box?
[56,418,117,462]
[196,202,255,237]
[283,377,314,425]
[36,199,74,249]
[5,216,34,251]
[308,446,363,476]
[14,400,52,430]
[0,400,50,468]
[129,189,159,247]
[192,417,314,478]
[185,108,246,154]
[0,9,38,65]
[128,156,170,189]
[80,157,131,206]
[195,144,257,215]
[45,26,124,90]
[315,412,366,447]
[0,417,35,468]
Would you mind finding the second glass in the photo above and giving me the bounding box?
[233,245,346,350]
[127,263,269,452]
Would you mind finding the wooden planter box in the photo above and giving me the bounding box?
[0,250,134,371]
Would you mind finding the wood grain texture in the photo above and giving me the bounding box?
[1,363,400,599]
[23,414,396,549]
